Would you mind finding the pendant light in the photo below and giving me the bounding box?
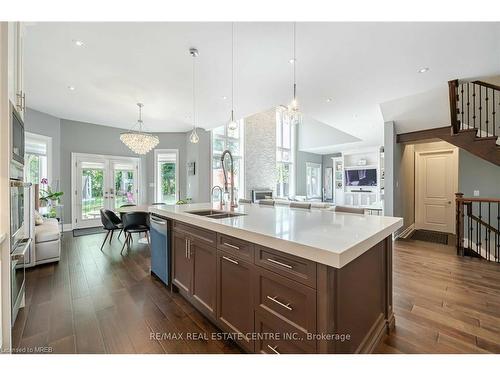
[189,48,200,144]
[227,22,238,131]
[286,22,302,126]
[120,103,159,155]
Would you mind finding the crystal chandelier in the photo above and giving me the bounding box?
[120,103,159,155]
[284,22,302,127]
[189,48,200,144]
[227,23,238,131]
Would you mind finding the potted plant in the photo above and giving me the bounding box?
[39,178,64,210]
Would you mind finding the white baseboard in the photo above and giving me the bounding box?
[396,224,415,239]
[62,223,73,232]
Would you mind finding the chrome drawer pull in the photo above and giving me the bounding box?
[267,345,280,354]
[266,295,293,311]
[223,242,240,250]
[222,256,239,265]
[266,258,293,269]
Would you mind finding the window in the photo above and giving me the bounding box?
[211,120,244,202]
[276,109,295,198]
[24,132,51,186]
[154,150,178,204]
[306,162,322,199]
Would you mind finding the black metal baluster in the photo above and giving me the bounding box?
[477,202,480,256]
[493,90,496,137]
[461,84,464,128]
[473,84,476,131]
[467,82,470,128]
[479,86,482,137]
[487,202,491,261]
[469,203,473,256]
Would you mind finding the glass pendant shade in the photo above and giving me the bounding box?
[228,110,238,131]
[120,103,159,155]
[189,128,199,144]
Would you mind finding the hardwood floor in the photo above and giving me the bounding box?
[12,232,500,354]
[12,232,242,354]
[377,238,500,354]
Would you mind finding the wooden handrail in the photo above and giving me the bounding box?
[472,80,500,92]
[469,213,500,236]
[456,197,500,203]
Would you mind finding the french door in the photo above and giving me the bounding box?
[72,153,140,229]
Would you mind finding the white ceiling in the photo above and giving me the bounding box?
[24,22,500,153]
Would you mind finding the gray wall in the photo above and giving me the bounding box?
[24,108,61,188]
[244,109,277,199]
[295,151,322,196]
[459,149,500,198]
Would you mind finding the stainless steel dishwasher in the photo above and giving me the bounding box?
[149,214,169,285]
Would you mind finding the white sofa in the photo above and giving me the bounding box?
[34,218,61,265]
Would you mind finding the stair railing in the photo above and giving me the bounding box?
[456,193,500,262]
[449,79,500,139]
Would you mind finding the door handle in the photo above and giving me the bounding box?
[267,345,280,354]
[222,256,239,265]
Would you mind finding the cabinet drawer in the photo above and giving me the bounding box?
[173,221,217,247]
[255,246,316,288]
[217,233,254,261]
[255,309,315,354]
[255,267,316,336]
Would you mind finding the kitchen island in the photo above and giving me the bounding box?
[149,203,402,354]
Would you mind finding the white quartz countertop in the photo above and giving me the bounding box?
[149,203,402,268]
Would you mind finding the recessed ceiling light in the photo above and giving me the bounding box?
[418,67,429,73]
[68,86,75,91]
[353,114,359,119]
[289,58,296,64]
[73,40,85,47]
[326,98,333,103]
[222,96,228,100]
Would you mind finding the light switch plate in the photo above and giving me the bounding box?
[473,190,480,197]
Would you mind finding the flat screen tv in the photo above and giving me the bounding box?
[345,169,377,187]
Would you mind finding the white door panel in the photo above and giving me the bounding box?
[415,149,458,234]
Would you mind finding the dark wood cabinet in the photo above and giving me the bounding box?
[168,217,392,354]
[191,241,217,318]
[172,231,191,294]
[217,250,255,352]
[172,224,217,318]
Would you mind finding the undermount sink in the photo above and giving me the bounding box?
[186,209,246,219]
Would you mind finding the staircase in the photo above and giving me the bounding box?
[447,79,500,166]
[455,193,500,262]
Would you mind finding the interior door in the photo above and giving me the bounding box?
[415,149,458,234]
[75,158,108,228]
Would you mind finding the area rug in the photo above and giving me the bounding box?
[73,227,107,237]
[410,230,449,245]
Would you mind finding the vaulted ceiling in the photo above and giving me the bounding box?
[24,22,500,153]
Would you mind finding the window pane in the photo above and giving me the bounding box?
[81,168,104,220]
[276,119,282,148]
[114,170,136,208]
[159,162,176,204]
[213,125,225,136]
[281,150,290,162]
[227,139,240,156]
[26,154,40,185]
[282,120,291,149]
[213,137,225,154]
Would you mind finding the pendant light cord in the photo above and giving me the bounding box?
[192,52,196,130]
[231,22,234,120]
[293,21,297,101]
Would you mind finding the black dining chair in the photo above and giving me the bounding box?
[99,209,123,251]
[121,211,150,254]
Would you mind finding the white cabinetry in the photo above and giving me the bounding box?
[7,22,25,119]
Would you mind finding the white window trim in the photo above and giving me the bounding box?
[275,111,296,199]
[306,162,322,199]
[25,131,52,185]
[210,120,245,201]
[153,148,179,204]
